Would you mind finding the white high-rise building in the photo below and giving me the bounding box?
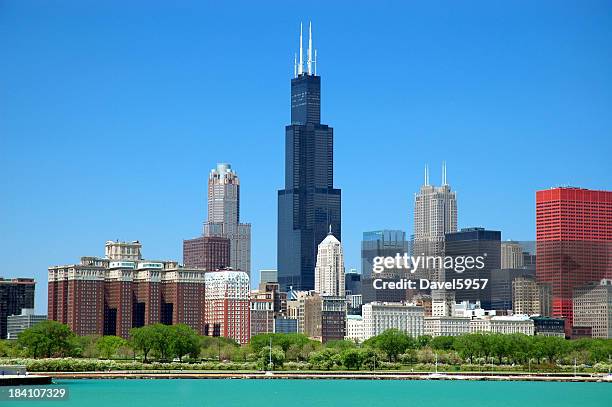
[413,163,457,282]
[203,163,251,276]
[314,230,345,297]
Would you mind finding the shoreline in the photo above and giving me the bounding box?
[43,371,612,382]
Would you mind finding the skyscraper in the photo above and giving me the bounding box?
[0,278,35,339]
[278,23,341,291]
[413,163,457,282]
[360,230,409,304]
[444,227,501,309]
[203,163,251,275]
[535,187,612,335]
[314,229,345,297]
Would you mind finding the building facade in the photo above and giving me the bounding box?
[573,280,612,339]
[424,316,470,337]
[413,164,457,283]
[345,314,365,343]
[278,25,341,292]
[203,163,251,276]
[48,241,207,338]
[204,270,250,344]
[250,292,275,337]
[274,316,298,333]
[6,309,47,340]
[512,276,551,316]
[361,230,409,304]
[501,241,524,269]
[183,236,230,271]
[345,270,362,296]
[314,231,345,297]
[259,269,278,286]
[362,302,424,340]
[0,278,35,339]
[321,296,346,343]
[536,187,612,334]
[490,266,536,312]
[444,228,501,309]
[531,316,565,337]
[469,316,534,335]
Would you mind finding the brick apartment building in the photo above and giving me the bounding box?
[48,241,207,338]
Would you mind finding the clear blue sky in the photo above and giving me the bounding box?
[1,1,611,313]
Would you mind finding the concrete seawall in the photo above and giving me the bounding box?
[43,371,612,383]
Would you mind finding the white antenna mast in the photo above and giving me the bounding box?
[425,165,430,186]
[298,22,303,75]
[442,161,447,185]
[307,21,312,74]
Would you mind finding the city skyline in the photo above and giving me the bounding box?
[2,2,612,313]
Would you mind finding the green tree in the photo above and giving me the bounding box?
[150,324,173,361]
[168,324,200,361]
[430,336,455,351]
[17,320,75,358]
[259,346,285,370]
[454,334,478,363]
[325,339,356,351]
[540,336,568,364]
[416,335,432,349]
[340,348,362,370]
[96,336,127,359]
[364,329,413,362]
[492,334,514,364]
[129,326,155,362]
[309,348,338,370]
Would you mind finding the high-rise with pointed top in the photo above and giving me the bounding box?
[278,22,341,292]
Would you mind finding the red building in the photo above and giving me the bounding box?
[48,243,207,338]
[183,236,230,271]
[536,187,612,335]
[204,270,250,344]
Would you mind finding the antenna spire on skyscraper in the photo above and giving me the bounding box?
[307,21,313,74]
[442,161,447,185]
[424,165,430,186]
[298,22,304,75]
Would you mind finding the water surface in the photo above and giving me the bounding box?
[3,379,611,407]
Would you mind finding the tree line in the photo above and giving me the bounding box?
[2,321,611,371]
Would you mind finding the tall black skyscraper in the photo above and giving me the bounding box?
[278,23,341,291]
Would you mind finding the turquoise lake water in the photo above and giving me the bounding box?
[2,379,611,407]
